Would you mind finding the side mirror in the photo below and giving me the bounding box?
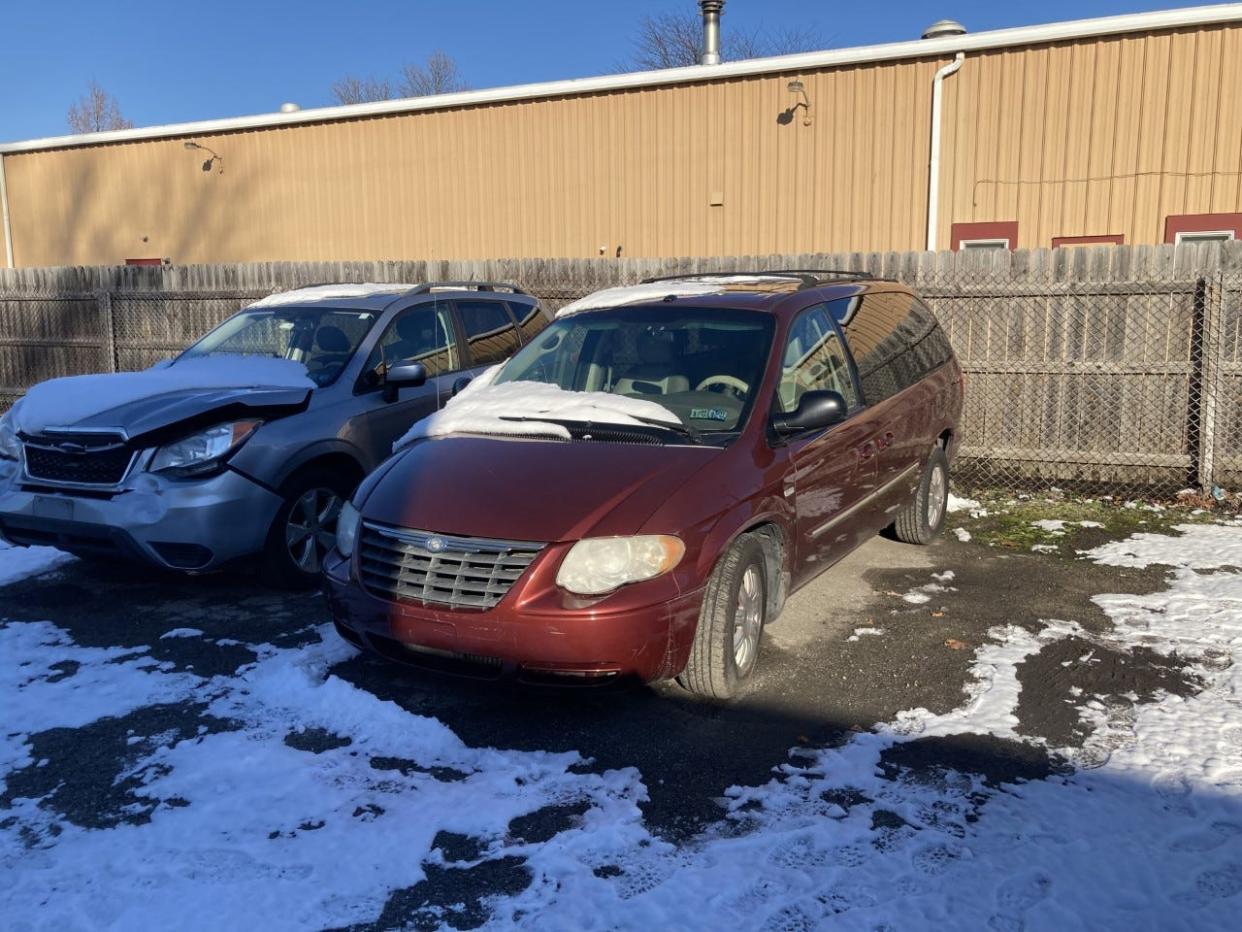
[771,390,847,436]
[451,376,473,397]
[382,361,427,402]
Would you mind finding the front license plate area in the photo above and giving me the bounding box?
[32,495,75,521]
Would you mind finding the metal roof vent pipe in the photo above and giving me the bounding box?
[700,1,725,65]
[922,19,967,40]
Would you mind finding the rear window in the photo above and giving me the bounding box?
[458,300,521,366]
[838,292,954,404]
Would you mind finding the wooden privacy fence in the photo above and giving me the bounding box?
[1,243,1240,495]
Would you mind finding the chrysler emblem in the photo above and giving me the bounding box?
[425,536,447,553]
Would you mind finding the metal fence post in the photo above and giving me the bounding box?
[97,289,118,373]
[1195,275,1224,492]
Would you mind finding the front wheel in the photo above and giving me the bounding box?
[261,468,354,588]
[678,534,768,699]
[892,447,950,545]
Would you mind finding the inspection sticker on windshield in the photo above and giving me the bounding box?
[690,407,729,422]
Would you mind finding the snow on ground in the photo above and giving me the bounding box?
[557,276,793,317]
[847,627,885,642]
[4,524,1242,928]
[248,283,416,308]
[946,494,980,513]
[393,367,680,451]
[0,540,73,587]
[10,355,314,434]
[953,527,972,542]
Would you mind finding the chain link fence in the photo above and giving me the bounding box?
[1,247,1239,497]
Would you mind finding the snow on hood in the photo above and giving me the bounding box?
[248,283,416,308]
[556,275,798,317]
[393,365,681,450]
[11,355,315,435]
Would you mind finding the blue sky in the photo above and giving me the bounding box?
[0,0,1217,143]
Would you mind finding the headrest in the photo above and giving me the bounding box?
[316,325,350,353]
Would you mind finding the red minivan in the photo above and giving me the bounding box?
[323,272,963,697]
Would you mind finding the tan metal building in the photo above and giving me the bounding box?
[2,4,1241,268]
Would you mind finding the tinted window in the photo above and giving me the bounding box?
[838,292,953,404]
[459,300,521,365]
[507,300,549,344]
[779,305,859,412]
[364,305,459,379]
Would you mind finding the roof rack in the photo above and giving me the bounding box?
[404,281,528,296]
[639,269,876,290]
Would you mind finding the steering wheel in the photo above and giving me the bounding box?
[695,375,750,399]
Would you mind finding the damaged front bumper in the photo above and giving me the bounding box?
[0,461,282,572]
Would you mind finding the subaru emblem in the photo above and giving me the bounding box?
[425,536,447,553]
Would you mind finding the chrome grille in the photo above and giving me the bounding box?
[358,523,544,611]
[23,433,134,486]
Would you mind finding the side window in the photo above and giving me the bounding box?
[364,305,459,380]
[778,305,860,413]
[458,300,521,366]
[840,292,951,405]
[507,300,549,344]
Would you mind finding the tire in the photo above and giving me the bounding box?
[260,467,356,588]
[677,534,768,699]
[892,447,950,545]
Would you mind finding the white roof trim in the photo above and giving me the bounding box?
[3,4,1241,155]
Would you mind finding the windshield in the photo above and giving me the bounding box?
[180,307,376,387]
[494,307,774,439]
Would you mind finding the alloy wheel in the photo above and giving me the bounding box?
[927,463,947,528]
[733,564,764,670]
[285,487,343,574]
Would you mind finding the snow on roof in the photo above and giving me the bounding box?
[393,365,680,450]
[556,276,799,317]
[11,355,314,434]
[248,283,417,309]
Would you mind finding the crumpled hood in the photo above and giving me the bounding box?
[11,355,314,441]
[29,386,313,441]
[360,435,720,542]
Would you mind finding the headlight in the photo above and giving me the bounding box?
[555,535,685,596]
[0,412,19,461]
[149,420,261,476]
[336,501,361,558]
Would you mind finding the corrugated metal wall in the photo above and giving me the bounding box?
[4,23,1241,267]
[943,24,1242,247]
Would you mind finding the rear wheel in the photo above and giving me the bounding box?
[892,447,950,545]
[678,534,768,699]
[261,468,355,588]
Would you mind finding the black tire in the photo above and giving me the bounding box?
[892,447,950,545]
[260,467,356,588]
[677,534,768,699]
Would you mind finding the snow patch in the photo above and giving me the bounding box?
[0,541,74,587]
[248,283,415,308]
[393,371,680,450]
[1085,524,1242,569]
[947,494,980,513]
[953,527,972,542]
[11,355,314,434]
[159,628,204,640]
[847,626,885,642]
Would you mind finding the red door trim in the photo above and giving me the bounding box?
[1163,213,1242,243]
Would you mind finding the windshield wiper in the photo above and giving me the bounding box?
[627,414,702,444]
[497,414,702,444]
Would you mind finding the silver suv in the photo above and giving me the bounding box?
[0,282,547,585]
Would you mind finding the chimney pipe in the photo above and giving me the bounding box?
[700,1,724,65]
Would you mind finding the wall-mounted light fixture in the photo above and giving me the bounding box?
[184,141,223,174]
[786,80,812,126]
